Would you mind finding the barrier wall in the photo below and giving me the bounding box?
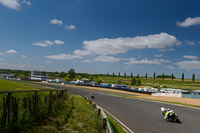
[182,94,200,99]
[152,93,200,99]
[152,93,182,97]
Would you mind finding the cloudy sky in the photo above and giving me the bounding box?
[0,0,200,78]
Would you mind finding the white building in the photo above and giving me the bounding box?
[0,74,15,79]
[31,71,48,81]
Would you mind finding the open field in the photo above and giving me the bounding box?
[0,79,52,91]
[99,76,200,90]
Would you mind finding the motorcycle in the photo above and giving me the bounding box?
[90,93,95,99]
[161,107,181,123]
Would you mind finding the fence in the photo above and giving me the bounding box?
[0,89,67,132]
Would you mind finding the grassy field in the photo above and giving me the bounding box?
[0,79,49,91]
[0,79,104,133]
[99,76,200,90]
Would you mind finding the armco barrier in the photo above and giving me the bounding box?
[81,95,120,133]
[152,93,182,97]
[182,94,200,99]
[81,95,114,133]
[152,93,200,99]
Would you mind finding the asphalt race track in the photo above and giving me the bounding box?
[36,83,200,133]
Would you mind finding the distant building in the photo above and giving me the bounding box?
[31,71,49,81]
[0,74,15,79]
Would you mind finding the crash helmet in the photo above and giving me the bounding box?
[161,107,165,112]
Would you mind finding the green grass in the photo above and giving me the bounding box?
[105,112,126,133]
[0,79,104,133]
[99,76,200,90]
[30,95,104,133]
[0,79,49,91]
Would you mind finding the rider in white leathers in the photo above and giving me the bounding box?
[161,107,173,120]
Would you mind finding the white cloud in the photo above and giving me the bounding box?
[176,16,200,27]
[22,0,31,6]
[46,54,82,60]
[166,66,175,69]
[54,40,65,45]
[155,54,163,57]
[125,58,170,65]
[50,19,63,26]
[0,58,4,61]
[6,49,17,55]
[94,55,121,62]
[0,0,20,10]
[81,33,180,55]
[33,40,54,47]
[73,49,92,56]
[175,60,200,71]
[65,24,76,30]
[159,48,175,52]
[82,59,91,63]
[33,40,65,47]
[183,55,199,60]
[45,61,51,64]
[185,39,195,45]
[22,55,27,58]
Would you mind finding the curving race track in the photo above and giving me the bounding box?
[36,83,200,133]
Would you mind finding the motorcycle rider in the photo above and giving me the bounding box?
[90,93,94,98]
[161,107,173,120]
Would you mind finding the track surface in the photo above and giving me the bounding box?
[36,83,200,133]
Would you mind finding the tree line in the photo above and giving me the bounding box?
[0,69,197,82]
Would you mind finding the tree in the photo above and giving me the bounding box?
[118,72,120,77]
[182,73,184,81]
[162,73,164,80]
[107,73,109,77]
[145,73,148,79]
[95,78,103,84]
[172,73,174,80]
[137,73,139,78]
[136,78,141,86]
[64,76,70,81]
[192,73,195,82]
[153,72,156,80]
[131,78,141,86]
[172,73,174,81]
[67,69,76,80]
[131,78,136,85]
[18,74,25,78]
[112,72,115,77]
[124,72,126,78]
[57,71,67,78]
[131,72,133,78]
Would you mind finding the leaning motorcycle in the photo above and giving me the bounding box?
[161,108,181,123]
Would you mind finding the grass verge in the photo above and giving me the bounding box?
[105,112,126,133]
[29,95,104,133]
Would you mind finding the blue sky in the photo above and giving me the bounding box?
[0,0,200,79]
